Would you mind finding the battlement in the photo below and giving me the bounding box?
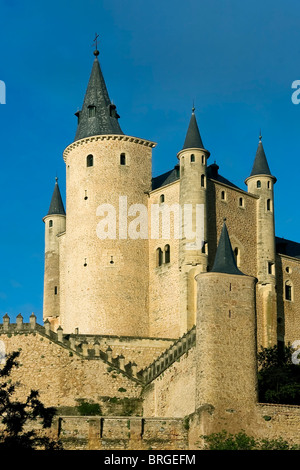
[0,314,196,387]
[138,326,196,384]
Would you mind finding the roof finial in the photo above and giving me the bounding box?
[55,176,58,183]
[93,33,100,57]
[192,99,195,113]
[259,129,262,142]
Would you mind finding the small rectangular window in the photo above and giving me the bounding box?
[54,286,58,295]
[285,284,292,301]
[120,153,126,165]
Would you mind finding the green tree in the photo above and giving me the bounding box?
[257,344,300,405]
[0,351,62,450]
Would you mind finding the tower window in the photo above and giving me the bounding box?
[267,199,271,211]
[190,154,195,162]
[49,220,53,228]
[257,180,261,188]
[88,105,96,117]
[234,247,240,267]
[54,286,58,295]
[120,153,126,165]
[159,194,165,204]
[239,197,244,208]
[268,181,271,189]
[156,248,163,267]
[87,154,93,167]
[268,262,275,275]
[285,281,293,301]
[221,190,226,200]
[201,174,205,187]
[164,244,170,264]
[202,155,205,164]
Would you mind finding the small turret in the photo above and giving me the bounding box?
[245,134,277,347]
[178,107,210,333]
[43,177,66,330]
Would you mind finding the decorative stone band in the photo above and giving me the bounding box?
[0,314,195,386]
[137,326,196,385]
[63,134,157,161]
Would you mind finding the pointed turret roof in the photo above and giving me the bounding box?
[211,222,244,275]
[74,49,123,141]
[47,178,66,216]
[249,134,272,178]
[182,108,205,150]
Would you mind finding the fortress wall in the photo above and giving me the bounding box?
[276,254,300,345]
[0,330,142,409]
[148,181,181,338]
[142,347,196,418]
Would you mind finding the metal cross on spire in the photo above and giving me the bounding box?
[93,33,100,56]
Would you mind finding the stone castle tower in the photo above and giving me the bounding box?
[0,42,299,450]
[42,44,300,354]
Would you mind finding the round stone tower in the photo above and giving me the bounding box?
[177,108,210,333]
[195,223,258,430]
[60,48,156,335]
[43,178,66,330]
[245,134,277,347]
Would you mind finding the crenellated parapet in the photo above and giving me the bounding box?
[0,314,192,386]
[137,326,196,384]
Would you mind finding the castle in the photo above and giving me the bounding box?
[0,45,300,450]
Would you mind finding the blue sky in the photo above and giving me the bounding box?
[0,0,300,324]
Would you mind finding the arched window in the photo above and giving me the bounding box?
[234,247,240,266]
[164,244,170,264]
[156,248,163,267]
[221,190,226,200]
[120,153,126,165]
[257,180,261,188]
[49,220,53,228]
[285,281,293,301]
[190,154,195,162]
[239,197,244,207]
[159,194,165,204]
[201,174,205,187]
[87,154,93,167]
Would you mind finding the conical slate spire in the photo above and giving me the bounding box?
[182,108,205,150]
[211,222,244,275]
[47,178,66,216]
[249,134,272,177]
[74,49,123,141]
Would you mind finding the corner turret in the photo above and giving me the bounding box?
[177,107,210,333]
[43,178,66,330]
[245,134,277,347]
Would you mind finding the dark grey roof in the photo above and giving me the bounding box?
[276,237,300,259]
[47,179,66,216]
[152,165,180,190]
[207,163,240,189]
[211,222,245,275]
[152,163,240,191]
[74,51,123,141]
[182,111,205,150]
[249,138,272,177]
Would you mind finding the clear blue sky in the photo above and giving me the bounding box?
[0,0,300,324]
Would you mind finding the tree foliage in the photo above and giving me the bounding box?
[257,344,300,405]
[0,351,62,450]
